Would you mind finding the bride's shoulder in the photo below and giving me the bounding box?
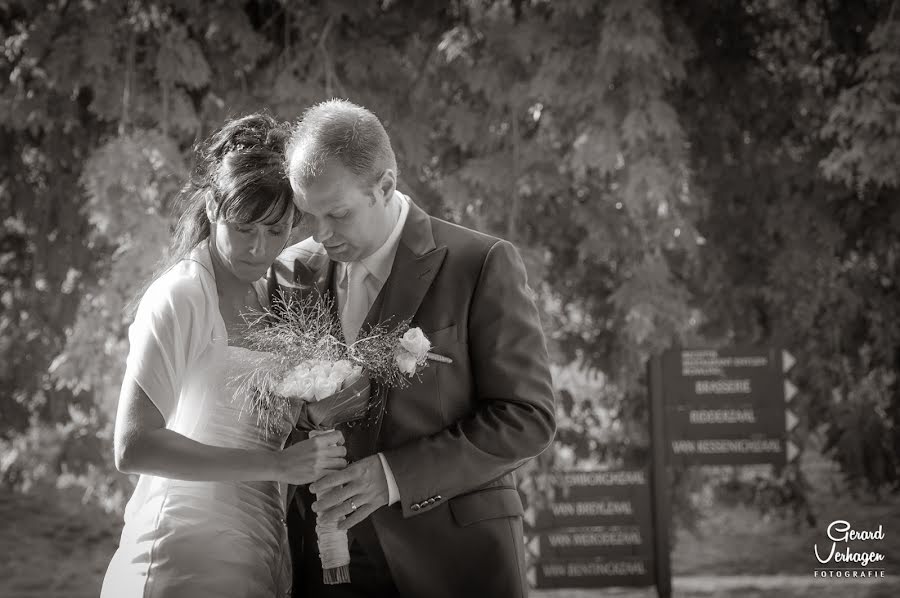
[138,260,213,321]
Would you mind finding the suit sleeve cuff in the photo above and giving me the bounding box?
[378,452,401,505]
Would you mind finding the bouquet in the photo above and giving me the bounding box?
[232,289,434,584]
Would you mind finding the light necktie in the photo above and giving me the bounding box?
[341,262,370,344]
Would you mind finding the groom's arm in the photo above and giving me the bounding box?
[382,239,556,517]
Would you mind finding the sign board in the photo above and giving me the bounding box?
[661,347,797,466]
[530,469,656,589]
[525,346,796,598]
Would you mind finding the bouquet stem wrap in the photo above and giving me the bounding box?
[306,377,371,585]
[308,429,351,584]
[315,519,351,584]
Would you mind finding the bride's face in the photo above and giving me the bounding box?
[209,204,294,283]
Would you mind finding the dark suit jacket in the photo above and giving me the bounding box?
[271,198,556,598]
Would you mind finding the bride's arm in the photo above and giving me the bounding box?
[114,378,346,485]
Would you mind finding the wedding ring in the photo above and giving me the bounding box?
[350,500,358,512]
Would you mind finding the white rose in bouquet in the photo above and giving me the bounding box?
[275,367,316,400]
[293,374,316,401]
[314,376,340,401]
[309,363,329,379]
[345,364,364,386]
[331,359,354,377]
[327,371,346,392]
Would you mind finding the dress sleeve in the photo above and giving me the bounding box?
[123,277,208,422]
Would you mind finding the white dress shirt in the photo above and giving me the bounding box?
[335,191,410,505]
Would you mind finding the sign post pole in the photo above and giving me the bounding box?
[648,355,672,598]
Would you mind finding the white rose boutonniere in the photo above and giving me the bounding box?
[399,327,432,361]
[392,327,453,377]
[395,350,419,376]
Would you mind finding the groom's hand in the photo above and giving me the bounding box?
[310,455,389,530]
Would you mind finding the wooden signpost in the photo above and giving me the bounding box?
[528,345,798,598]
[661,347,799,467]
[529,469,657,590]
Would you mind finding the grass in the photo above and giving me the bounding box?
[1,450,898,597]
[534,449,900,597]
[0,486,119,598]
[669,449,900,578]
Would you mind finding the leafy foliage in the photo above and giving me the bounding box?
[2,0,898,521]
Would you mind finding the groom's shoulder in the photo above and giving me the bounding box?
[273,237,328,286]
[429,215,509,259]
[279,236,326,263]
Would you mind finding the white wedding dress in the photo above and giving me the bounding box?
[101,243,298,598]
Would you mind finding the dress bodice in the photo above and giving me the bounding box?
[195,345,298,453]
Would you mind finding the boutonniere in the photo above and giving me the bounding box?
[425,351,453,364]
[393,327,453,376]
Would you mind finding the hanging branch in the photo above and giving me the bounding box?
[317,16,348,98]
[506,104,522,241]
[409,33,438,106]
[160,80,170,138]
[284,4,292,59]
[318,16,335,97]
[120,29,136,136]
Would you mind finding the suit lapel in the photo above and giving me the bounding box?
[375,197,447,328]
[351,199,446,456]
[376,242,446,329]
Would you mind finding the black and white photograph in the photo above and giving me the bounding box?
[1,1,899,597]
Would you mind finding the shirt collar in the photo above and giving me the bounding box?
[355,191,410,285]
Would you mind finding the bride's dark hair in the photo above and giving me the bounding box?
[131,113,296,314]
[166,112,297,268]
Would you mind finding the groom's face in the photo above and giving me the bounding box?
[292,160,396,263]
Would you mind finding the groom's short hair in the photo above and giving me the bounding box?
[286,99,397,189]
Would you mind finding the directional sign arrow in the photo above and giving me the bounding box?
[527,535,540,558]
[786,441,800,462]
[785,410,799,432]
[784,380,798,403]
[782,350,796,373]
[523,506,536,527]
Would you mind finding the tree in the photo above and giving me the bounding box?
[2,0,897,518]
[672,0,900,495]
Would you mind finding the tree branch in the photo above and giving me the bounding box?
[318,16,335,97]
[507,105,522,241]
[161,80,170,138]
[119,28,136,136]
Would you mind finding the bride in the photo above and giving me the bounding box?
[100,113,345,597]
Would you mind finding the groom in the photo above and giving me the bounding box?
[274,99,556,598]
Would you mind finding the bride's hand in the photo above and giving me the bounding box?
[275,430,346,485]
